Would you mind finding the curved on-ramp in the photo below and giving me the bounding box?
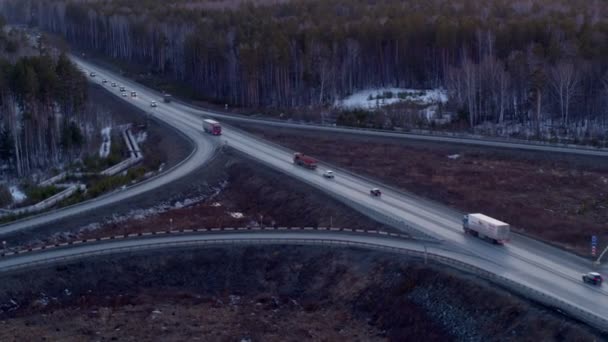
[0,78,218,237]
[0,228,606,332]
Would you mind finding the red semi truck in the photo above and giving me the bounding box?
[293,152,318,169]
[202,119,222,135]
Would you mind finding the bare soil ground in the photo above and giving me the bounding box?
[0,247,601,341]
[239,125,608,256]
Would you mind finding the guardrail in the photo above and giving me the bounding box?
[0,227,605,332]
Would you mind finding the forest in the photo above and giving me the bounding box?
[0,18,89,177]
[2,0,608,138]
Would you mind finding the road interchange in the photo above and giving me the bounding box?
[0,55,606,330]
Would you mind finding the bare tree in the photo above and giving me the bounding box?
[549,62,580,126]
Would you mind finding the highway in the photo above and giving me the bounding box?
[0,229,607,330]
[70,57,608,329]
[0,54,605,329]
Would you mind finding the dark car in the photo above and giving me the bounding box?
[582,272,603,286]
[370,188,381,197]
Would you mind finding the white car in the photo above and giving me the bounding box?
[119,86,126,92]
[131,91,137,97]
[121,92,128,97]
[102,79,108,84]
[111,82,117,87]
[323,170,335,179]
[150,101,157,107]
[89,72,96,77]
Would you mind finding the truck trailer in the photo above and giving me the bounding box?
[463,213,510,244]
[202,119,222,135]
[293,152,318,169]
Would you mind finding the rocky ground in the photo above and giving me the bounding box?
[0,247,602,341]
[237,124,608,256]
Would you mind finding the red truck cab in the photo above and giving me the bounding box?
[202,119,222,135]
[293,152,318,169]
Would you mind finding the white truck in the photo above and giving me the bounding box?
[202,119,222,135]
[463,213,510,245]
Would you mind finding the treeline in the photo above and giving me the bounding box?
[0,51,88,176]
[4,0,608,135]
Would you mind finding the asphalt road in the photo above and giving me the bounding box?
[71,57,608,328]
[0,55,606,329]
[0,229,607,330]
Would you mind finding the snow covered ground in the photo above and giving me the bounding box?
[335,88,448,110]
[9,185,26,203]
[135,131,147,144]
[99,127,112,158]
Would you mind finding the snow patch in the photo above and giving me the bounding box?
[99,127,112,158]
[135,132,147,144]
[9,186,26,203]
[229,212,244,219]
[335,88,448,110]
[447,154,461,160]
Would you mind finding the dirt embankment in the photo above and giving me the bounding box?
[0,247,601,341]
[239,126,608,256]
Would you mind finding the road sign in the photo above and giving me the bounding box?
[592,235,598,246]
[592,246,597,256]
